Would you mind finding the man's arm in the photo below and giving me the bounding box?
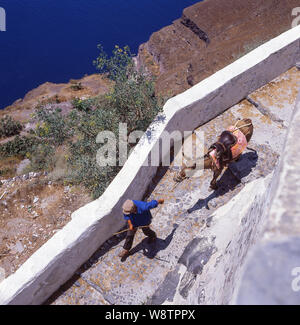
[128,219,134,230]
[141,199,164,211]
[124,214,134,230]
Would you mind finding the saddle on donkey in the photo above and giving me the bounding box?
[209,125,248,169]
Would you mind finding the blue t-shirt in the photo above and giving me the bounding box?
[123,200,158,227]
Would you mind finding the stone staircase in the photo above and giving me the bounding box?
[47,67,300,305]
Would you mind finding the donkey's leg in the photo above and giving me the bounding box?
[174,158,197,182]
[178,163,188,179]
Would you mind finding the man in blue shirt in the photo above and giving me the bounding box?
[119,198,164,260]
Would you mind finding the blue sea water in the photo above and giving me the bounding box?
[0,0,200,109]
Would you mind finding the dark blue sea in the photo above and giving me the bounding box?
[0,0,200,109]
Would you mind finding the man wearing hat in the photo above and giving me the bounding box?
[119,198,164,260]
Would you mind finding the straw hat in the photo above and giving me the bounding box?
[122,200,135,215]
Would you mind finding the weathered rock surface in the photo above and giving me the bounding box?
[137,0,300,97]
[236,237,300,305]
[0,173,92,278]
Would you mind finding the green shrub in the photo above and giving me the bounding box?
[34,107,73,146]
[28,143,55,171]
[0,116,23,138]
[0,135,39,158]
[71,98,94,112]
[0,167,11,176]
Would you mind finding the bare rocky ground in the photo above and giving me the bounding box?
[0,172,92,278]
[46,67,299,305]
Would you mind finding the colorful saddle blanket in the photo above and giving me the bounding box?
[227,126,248,159]
[209,126,248,169]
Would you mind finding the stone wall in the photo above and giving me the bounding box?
[233,86,300,305]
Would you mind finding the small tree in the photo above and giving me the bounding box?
[94,44,134,82]
[94,44,163,133]
[0,116,23,138]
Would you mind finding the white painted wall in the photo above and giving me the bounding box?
[169,173,274,305]
[0,25,299,305]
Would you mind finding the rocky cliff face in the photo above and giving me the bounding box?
[137,0,299,97]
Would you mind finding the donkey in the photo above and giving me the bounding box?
[174,118,254,190]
